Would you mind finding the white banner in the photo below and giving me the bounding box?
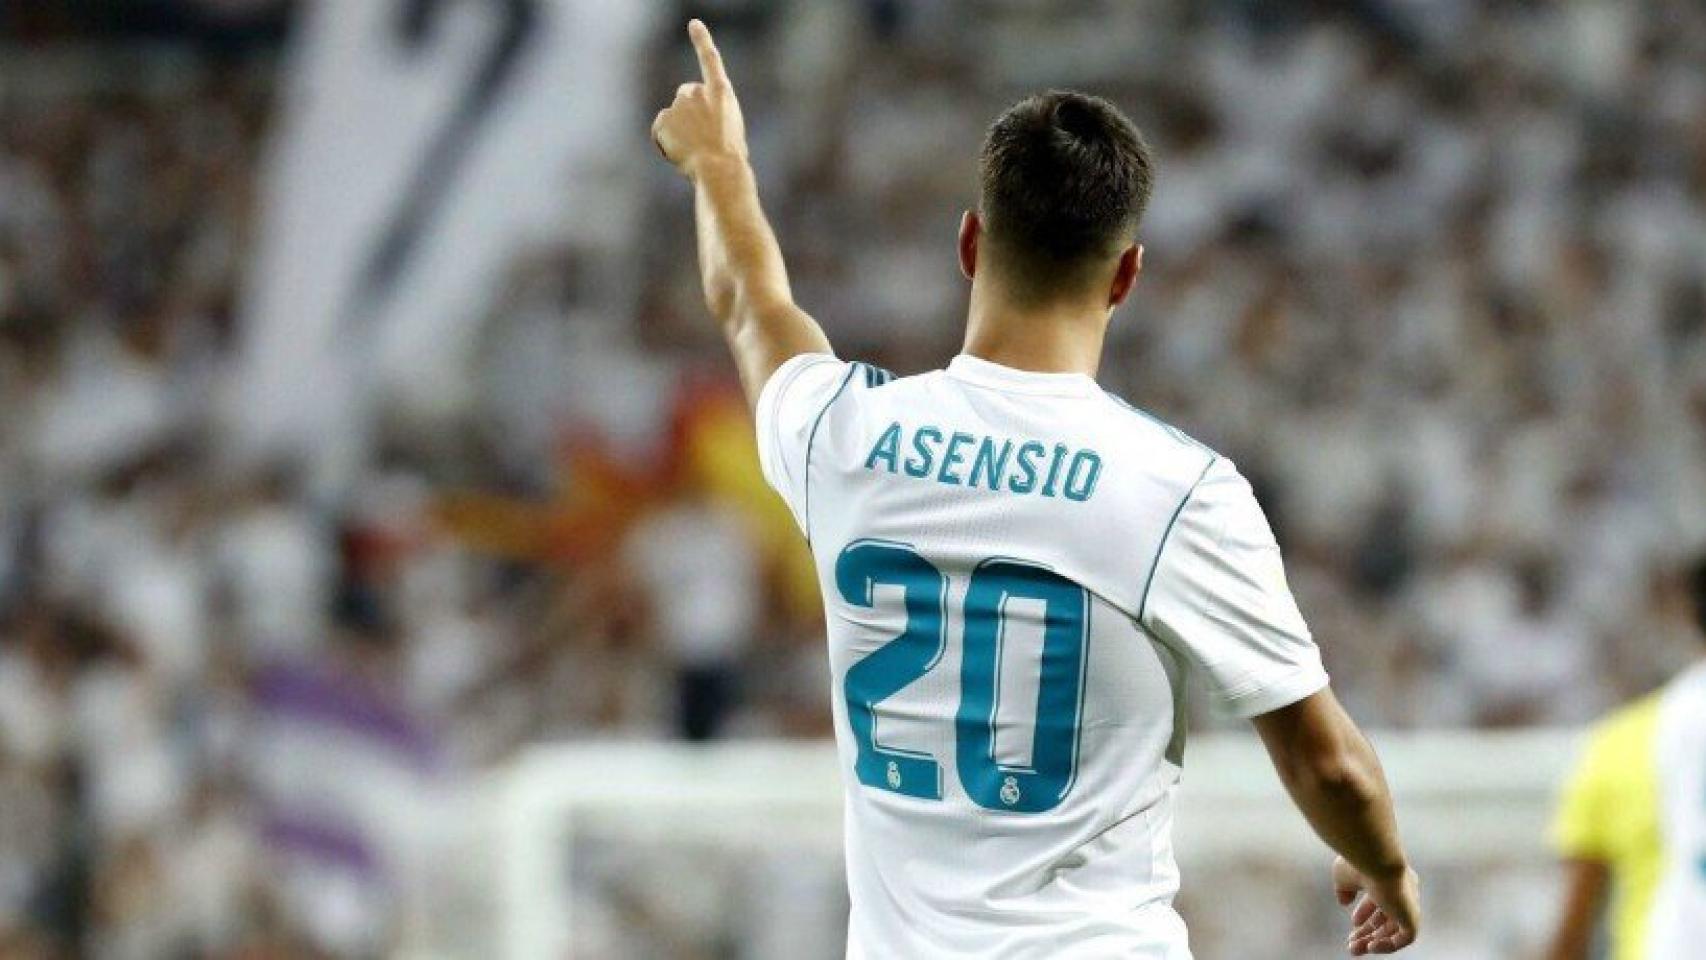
[229,0,656,488]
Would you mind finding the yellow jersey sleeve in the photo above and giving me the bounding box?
[1550,694,1664,960]
[1552,695,1661,859]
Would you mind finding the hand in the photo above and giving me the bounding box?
[652,20,748,180]
[1334,856,1421,954]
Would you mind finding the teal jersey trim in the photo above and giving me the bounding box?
[1137,455,1219,624]
[863,364,895,388]
[803,362,861,545]
[1102,391,1213,456]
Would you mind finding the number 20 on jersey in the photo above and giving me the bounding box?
[837,540,1090,814]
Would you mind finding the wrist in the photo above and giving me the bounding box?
[688,151,752,184]
[1364,856,1412,884]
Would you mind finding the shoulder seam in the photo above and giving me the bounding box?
[802,362,861,546]
[1137,454,1220,624]
[1102,391,1214,456]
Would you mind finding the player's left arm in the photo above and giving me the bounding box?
[1252,691,1421,955]
[1144,458,1418,953]
[652,19,834,410]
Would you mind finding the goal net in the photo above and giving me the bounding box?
[399,730,1578,959]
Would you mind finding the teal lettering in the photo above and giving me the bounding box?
[865,422,902,472]
[968,438,1013,490]
[1010,442,1045,494]
[938,432,975,486]
[1041,444,1069,497]
[905,427,943,478]
[1063,451,1102,502]
[873,427,1100,504]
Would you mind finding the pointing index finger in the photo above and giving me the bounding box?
[689,19,729,91]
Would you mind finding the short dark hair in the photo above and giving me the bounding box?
[1691,554,1706,637]
[978,90,1155,302]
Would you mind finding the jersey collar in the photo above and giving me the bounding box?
[946,354,1100,398]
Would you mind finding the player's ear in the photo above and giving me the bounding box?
[958,211,980,281]
[1107,243,1142,308]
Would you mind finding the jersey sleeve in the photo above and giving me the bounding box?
[755,353,854,534]
[1551,726,1617,861]
[1549,697,1660,862]
[1141,457,1329,718]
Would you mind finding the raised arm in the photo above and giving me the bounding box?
[652,19,833,409]
[1252,690,1421,955]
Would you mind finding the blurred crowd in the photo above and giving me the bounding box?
[2,0,1706,956]
[660,0,1706,732]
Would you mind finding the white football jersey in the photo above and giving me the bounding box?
[1647,661,1706,958]
[756,353,1329,959]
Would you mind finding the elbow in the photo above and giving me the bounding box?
[717,287,794,338]
[1288,747,1381,805]
[702,274,740,328]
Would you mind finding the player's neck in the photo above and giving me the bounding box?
[961,288,1106,378]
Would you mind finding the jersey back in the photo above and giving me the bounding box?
[756,353,1329,959]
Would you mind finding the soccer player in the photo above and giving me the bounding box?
[652,20,1421,957]
[1546,556,1706,960]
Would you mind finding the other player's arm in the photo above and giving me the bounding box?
[1252,691,1421,955]
[1541,712,1627,960]
[1542,859,1608,960]
[651,19,833,410]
